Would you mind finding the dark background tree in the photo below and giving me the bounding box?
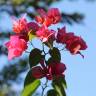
[0,0,95,95]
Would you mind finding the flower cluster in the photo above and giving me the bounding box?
[32,60,66,80]
[35,8,61,27]
[56,27,87,57]
[5,8,87,81]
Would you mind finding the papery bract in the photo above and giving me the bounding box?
[35,8,61,27]
[32,66,45,79]
[32,59,48,79]
[35,10,52,27]
[37,9,47,18]
[36,26,55,42]
[5,35,27,60]
[65,36,87,55]
[27,22,39,33]
[12,14,28,33]
[56,26,87,57]
[32,60,66,80]
[56,27,74,44]
[35,9,48,25]
[47,62,66,79]
[56,27,66,43]
[35,16,44,24]
[47,8,61,24]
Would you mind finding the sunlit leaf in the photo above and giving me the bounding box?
[52,76,66,96]
[21,79,40,96]
[28,30,36,41]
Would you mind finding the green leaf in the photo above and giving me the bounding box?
[49,47,61,62]
[23,69,40,96]
[24,69,36,87]
[29,48,42,68]
[44,41,53,49]
[61,77,67,89]
[29,34,36,41]
[52,77,67,96]
[56,76,67,89]
[28,30,36,41]
[47,89,59,96]
[46,57,55,65]
[21,79,40,96]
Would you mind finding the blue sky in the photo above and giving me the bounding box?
[51,1,96,96]
[0,0,96,96]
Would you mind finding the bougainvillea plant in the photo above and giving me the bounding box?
[5,8,87,96]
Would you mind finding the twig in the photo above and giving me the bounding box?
[41,79,48,96]
[42,43,48,55]
[25,50,30,53]
[29,41,35,48]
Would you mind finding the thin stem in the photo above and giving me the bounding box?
[42,43,48,55]
[59,47,65,51]
[29,41,35,48]
[42,43,46,54]
[25,50,30,53]
[59,45,67,51]
[41,79,48,96]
